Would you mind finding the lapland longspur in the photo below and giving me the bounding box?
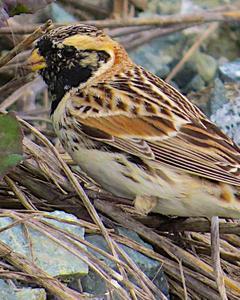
[28,24,240,218]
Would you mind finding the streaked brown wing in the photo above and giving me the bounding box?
[75,113,240,186]
[69,65,240,185]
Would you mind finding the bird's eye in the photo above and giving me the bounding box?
[62,47,76,58]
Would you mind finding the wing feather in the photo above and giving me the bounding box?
[69,65,240,186]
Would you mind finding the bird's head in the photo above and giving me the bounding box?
[28,24,129,111]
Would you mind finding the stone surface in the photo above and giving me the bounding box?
[205,25,240,61]
[191,51,218,83]
[185,74,206,92]
[172,59,196,90]
[0,279,46,300]
[211,94,240,146]
[50,3,77,22]
[0,211,88,278]
[190,0,227,9]
[146,0,182,14]
[117,227,169,297]
[219,60,240,82]
[130,33,186,79]
[81,228,169,299]
[209,78,228,114]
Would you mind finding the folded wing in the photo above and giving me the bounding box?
[69,65,240,186]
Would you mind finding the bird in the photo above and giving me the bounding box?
[27,24,240,218]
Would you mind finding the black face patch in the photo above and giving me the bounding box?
[48,65,92,114]
[36,30,110,115]
[37,37,54,56]
[40,58,93,115]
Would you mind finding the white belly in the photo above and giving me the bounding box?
[67,144,240,218]
[69,146,165,199]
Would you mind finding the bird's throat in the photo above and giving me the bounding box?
[40,64,93,115]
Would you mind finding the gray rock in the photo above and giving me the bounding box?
[181,0,203,13]
[173,61,197,90]
[117,227,169,297]
[210,79,240,145]
[130,33,186,79]
[209,78,228,114]
[0,211,88,278]
[0,279,46,300]
[185,74,206,93]
[204,25,240,61]
[81,228,169,299]
[146,0,182,14]
[188,0,226,9]
[33,2,77,23]
[219,60,240,82]
[191,51,218,83]
[211,96,240,146]
[50,3,77,22]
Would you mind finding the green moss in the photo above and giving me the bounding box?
[9,4,30,16]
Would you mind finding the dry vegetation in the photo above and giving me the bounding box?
[0,1,240,299]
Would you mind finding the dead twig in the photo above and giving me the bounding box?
[94,199,240,297]
[154,217,240,234]
[0,7,239,34]
[166,22,218,82]
[211,216,228,300]
[0,240,84,300]
[0,76,32,101]
[4,176,36,210]
[17,117,130,296]
[122,23,200,50]
[0,76,45,111]
[0,20,53,68]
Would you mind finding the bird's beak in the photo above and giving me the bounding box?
[27,49,46,72]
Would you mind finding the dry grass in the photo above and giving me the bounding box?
[0,17,240,300]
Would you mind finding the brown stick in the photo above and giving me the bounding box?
[211,216,228,300]
[122,23,199,50]
[0,20,53,68]
[154,217,240,234]
[18,118,127,291]
[0,8,239,34]
[0,76,32,100]
[166,22,218,82]
[0,240,84,300]
[94,199,240,296]
[85,9,240,28]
